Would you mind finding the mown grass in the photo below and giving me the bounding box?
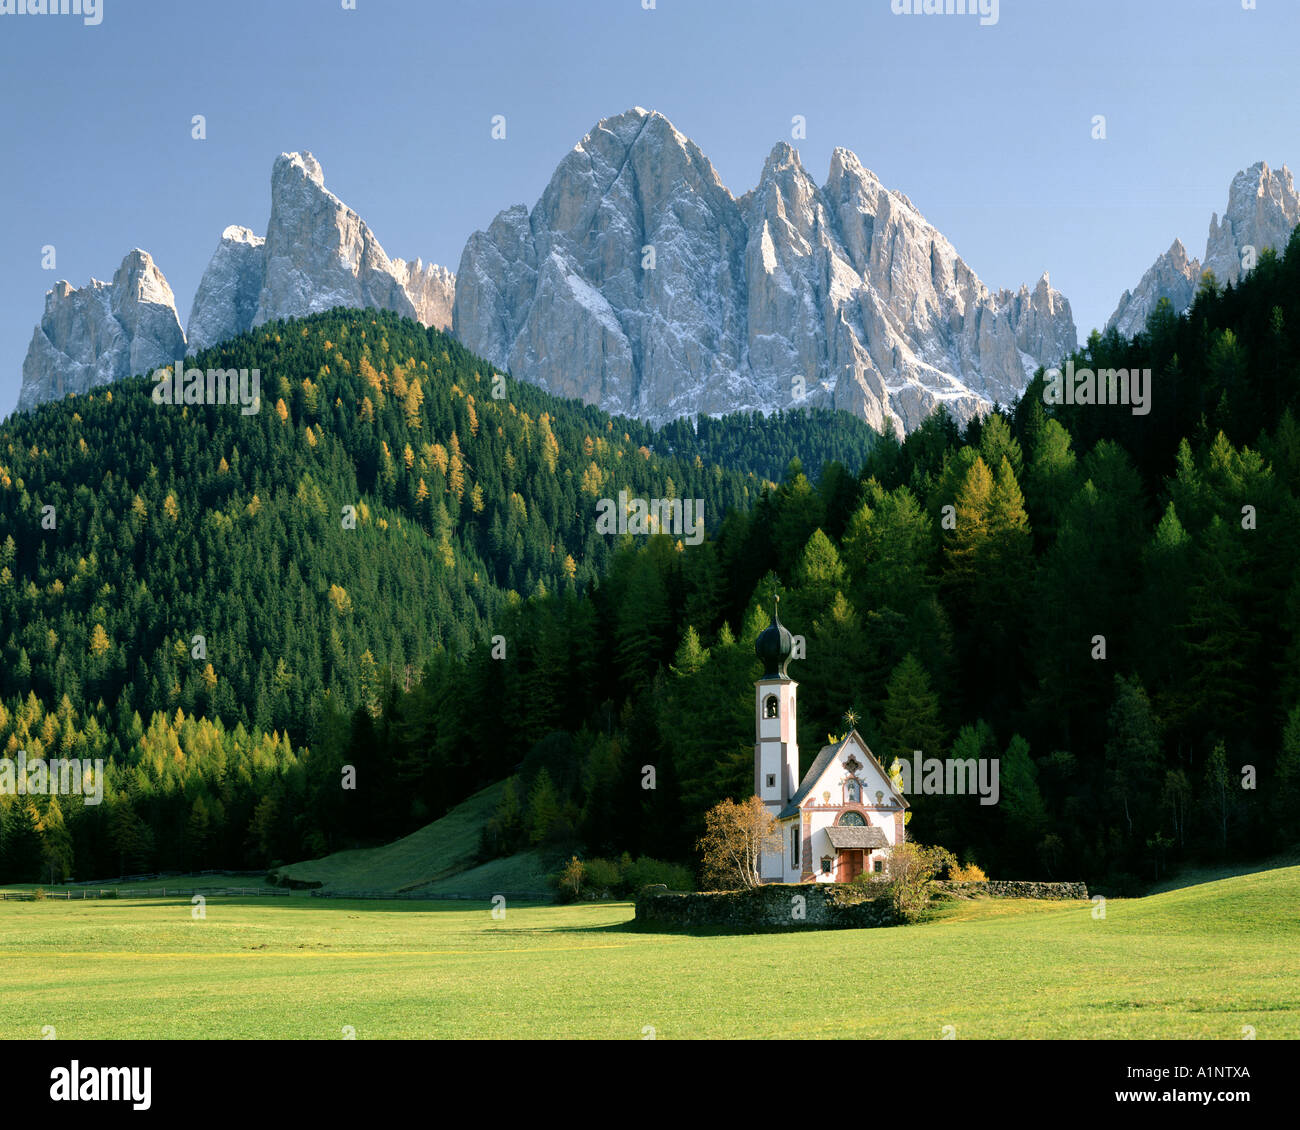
[417,851,553,896]
[0,864,1295,1039]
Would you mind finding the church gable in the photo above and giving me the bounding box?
[780,731,908,819]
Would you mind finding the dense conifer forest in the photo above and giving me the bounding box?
[2,230,1299,889]
[0,310,876,878]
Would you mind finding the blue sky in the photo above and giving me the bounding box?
[2,0,1297,417]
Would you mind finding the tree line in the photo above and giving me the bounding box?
[4,225,1300,888]
[0,309,876,880]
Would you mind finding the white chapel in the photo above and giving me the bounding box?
[754,602,908,884]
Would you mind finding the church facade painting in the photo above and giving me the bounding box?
[753,603,908,884]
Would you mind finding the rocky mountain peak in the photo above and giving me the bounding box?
[1105,238,1203,340]
[254,146,417,328]
[114,249,176,308]
[275,150,325,189]
[187,152,455,354]
[1204,160,1300,286]
[16,118,1079,430]
[16,151,457,411]
[762,141,802,173]
[17,249,185,412]
[186,227,266,354]
[823,146,869,194]
[1108,161,1298,337]
[455,109,1076,435]
[221,224,263,246]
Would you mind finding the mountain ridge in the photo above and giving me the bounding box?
[16,113,1075,431]
[454,107,1077,436]
[20,124,1298,429]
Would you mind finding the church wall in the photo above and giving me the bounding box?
[772,811,900,884]
[800,811,898,883]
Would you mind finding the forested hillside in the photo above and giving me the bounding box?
[466,229,1300,892]
[5,216,1300,890]
[0,310,878,879]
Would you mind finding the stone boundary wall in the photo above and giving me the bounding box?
[635,883,899,930]
[935,880,1088,899]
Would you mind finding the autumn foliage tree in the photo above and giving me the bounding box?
[696,796,783,890]
[884,841,955,923]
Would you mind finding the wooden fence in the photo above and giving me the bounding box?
[63,869,268,886]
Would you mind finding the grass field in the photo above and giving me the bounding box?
[1,864,1296,1039]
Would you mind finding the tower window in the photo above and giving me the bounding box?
[763,695,778,719]
[765,774,776,789]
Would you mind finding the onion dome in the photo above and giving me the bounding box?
[755,598,794,679]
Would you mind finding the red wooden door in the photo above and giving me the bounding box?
[841,850,863,882]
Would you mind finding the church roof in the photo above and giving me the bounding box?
[777,730,910,819]
[825,825,888,851]
[777,743,840,819]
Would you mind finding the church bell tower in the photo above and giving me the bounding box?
[754,599,799,832]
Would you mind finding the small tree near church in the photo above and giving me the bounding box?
[697,797,783,890]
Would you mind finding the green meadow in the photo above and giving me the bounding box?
[1,863,1296,1040]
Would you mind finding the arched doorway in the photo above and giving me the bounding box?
[836,811,866,881]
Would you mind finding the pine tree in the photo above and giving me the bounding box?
[881,654,946,762]
[1202,742,1232,852]
[786,528,846,626]
[526,768,561,847]
[1273,707,1300,848]
[1000,734,1047,858]
[1023,418,1078,547]
[942,455,994,611]
[3,802,45,882]
[1104,675,1162,843]
[1183,517,1261,732]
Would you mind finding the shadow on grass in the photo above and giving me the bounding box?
[1143,849,1300,896]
